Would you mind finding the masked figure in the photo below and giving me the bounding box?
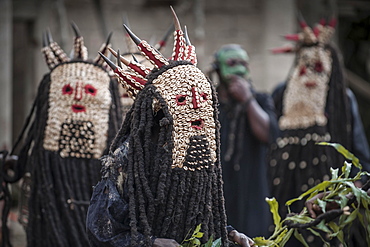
[269,17,370,246]
[86,8,254,247]
[2,23,122,247]
[208,44,278,238]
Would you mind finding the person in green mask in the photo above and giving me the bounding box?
[209,44,279,239]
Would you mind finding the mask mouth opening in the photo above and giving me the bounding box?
[304,81,317,88]
[191,119,204,130]
[72,104,86,113]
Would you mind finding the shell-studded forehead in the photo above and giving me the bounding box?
[152,64,211,93]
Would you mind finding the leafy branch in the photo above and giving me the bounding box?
[180,224,222,247]
[253,142,370,247]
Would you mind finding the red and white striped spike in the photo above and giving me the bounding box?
[318,17,336,44]
[99,51,146,99]
[283,34,302,42]
[123,24,169,68]
[270,46,295,54]
[108,47,151,77]
[170,6,187,61]
[184,26,197,65]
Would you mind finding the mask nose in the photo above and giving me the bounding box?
[74,82,83,100]
[191,87,200,109]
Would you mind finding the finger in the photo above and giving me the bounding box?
[306,202,317,219]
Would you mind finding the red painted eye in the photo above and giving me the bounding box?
[200,93,208,102]
[176,95,187,105]
[299,66,306,76]
[85,84,97,96]
[314,61,323,73]
[62,84,73,95]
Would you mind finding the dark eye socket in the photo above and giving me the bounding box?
[62,84,73,95]
[85,85,97,95]
[226,59,237,66]
[226,59,247,67]
[176,95,187,105]
[299,66,306,76]
[314,61,323,73]
[200,93,208,102]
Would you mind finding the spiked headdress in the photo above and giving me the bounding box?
[42,22,112,69]
[271,15,337,54]
[102,7,198,99]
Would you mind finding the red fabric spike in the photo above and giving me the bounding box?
[299,20,308,29]
[284,34,301,41]
[171,29,187,61]
[328,18,337,28]
[127,62,151,77]
[114,67,146,91]
[270,46,294,54]
[185,45,197,65]
[138,40,169,68]
[107,47,151,77]
[313,25,321,37]
[319,18,326,26]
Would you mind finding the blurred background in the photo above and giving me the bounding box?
[0,0,369,246]
[0,0,369,158]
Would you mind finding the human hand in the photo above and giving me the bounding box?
[305,192,339,219]
[153,238,181,247]
[228,230,255,247]
[226,75,253,104]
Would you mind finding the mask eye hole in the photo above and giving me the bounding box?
[314,61,323,73]
[299,66,306,76]
[62,84,73,95]
[176,95,187,105]
[226,59,237,66]
[200,93,208,102]
[85,84,97,96]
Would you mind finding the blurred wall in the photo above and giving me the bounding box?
[1,0,297,149]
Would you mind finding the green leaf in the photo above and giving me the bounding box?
[317,142,361,169]
[193,238,201,246]
[253,236,278,246]
[203,235,214,247]
[330,167,339,180]
[211,238,222,247]
[317,198,327,213]
[315,220,332,233]
[266,197,281,228]
[194,232,204,238]
[286,181,332,205]
[278,229,294,246]
[284,214,313,224]
[293,229,309,247]
[341,161,352,178]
